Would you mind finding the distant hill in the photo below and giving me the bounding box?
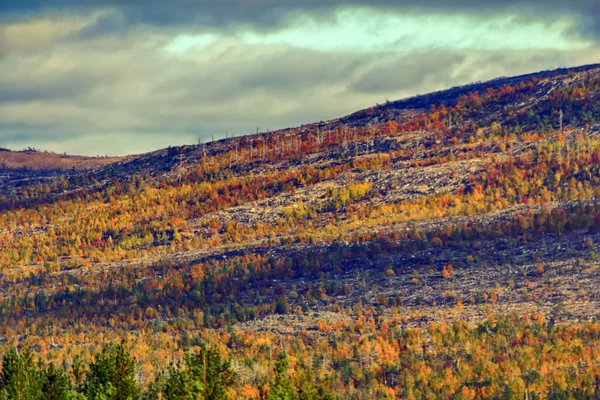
[0,149,122,172]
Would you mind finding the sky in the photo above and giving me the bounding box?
[1,1,599,156]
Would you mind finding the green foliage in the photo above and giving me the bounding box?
[268,353,295,400]
[275,297,289,315]
[82,342,140,400]
[42,363,76,400]
[0,349,77,400]
[162,344,235,400]
[0,348,43,400]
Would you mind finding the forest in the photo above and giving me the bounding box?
[1,316,600,399]
[0,65,600,398]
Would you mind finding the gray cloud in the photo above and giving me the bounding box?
[2,1,600,39]
[350,51,467,94]
[0,70,106,103]
[1,22,599,155]
[1,1,600,155]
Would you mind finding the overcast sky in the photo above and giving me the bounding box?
[1,1,599,156]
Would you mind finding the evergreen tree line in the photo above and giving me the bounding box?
[0,342,236,399]
[0,342,336,400]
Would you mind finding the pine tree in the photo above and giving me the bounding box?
[269,353,295,400]
[0,348,43,400]
[82,342,140,400]
[41,363,74,400]
[162,344,235,400]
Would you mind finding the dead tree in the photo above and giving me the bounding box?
[559,109,564,132]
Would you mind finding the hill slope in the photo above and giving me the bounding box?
[1,64,600,397]
[0,149,124,194]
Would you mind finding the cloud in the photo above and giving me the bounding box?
[1,21,599,156]
[0,14,89,53]
[0,69,105,103]
[349,52,467,94]
[2,1,600,40]
[1,1,599,155]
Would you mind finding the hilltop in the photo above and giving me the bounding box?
[0,148,125,194]
[0,148,122,172]
[1,63,600,397]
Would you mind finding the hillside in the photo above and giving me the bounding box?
[2,64,600,398]
[0,149,124,195]
[0,149,122,172]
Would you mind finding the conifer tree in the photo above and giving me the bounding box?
[82,342,140,400]
[269,353,295,400]
[41,363,74,400]
[0,348,43,400]
[162,344,235,400]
